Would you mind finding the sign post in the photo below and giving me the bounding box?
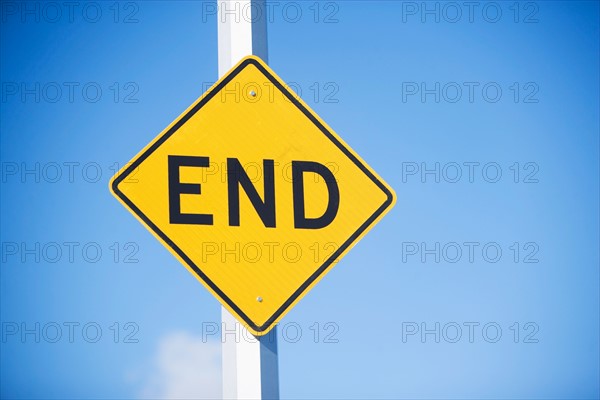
[109,1,395,398]
[217,1,278,399]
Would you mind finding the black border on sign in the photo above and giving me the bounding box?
[112,58,394,333]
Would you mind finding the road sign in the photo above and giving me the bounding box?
[110,56,396,336]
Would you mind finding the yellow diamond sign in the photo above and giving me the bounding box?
[110,56,396,336]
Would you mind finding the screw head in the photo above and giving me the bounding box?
[257,296,263,302]
[249,90,257,97]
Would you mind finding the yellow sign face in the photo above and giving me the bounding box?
[110,56,395,335]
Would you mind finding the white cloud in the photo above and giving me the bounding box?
[135,331,222,400]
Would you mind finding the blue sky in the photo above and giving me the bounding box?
[1,1,599,399]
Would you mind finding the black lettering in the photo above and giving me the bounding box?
[168,155,214,225]
[292,161,339,229]
[227,158,276,227]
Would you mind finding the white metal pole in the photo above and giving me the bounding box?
[217,1,278,399]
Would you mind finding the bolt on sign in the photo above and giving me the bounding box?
[110,56,396,336]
